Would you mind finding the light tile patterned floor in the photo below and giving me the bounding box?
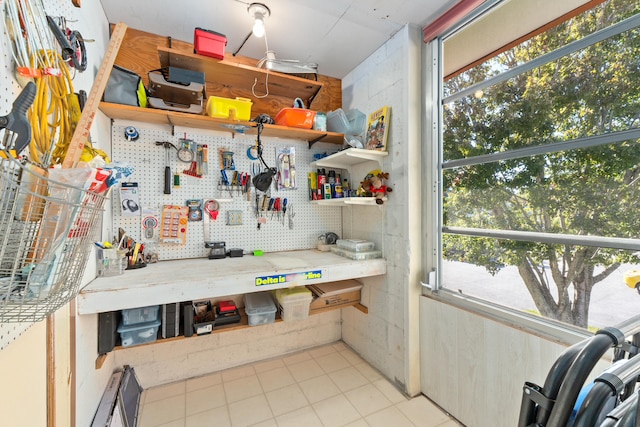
[138,341,462,427]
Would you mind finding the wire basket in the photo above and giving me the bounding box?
[0,154,107,322]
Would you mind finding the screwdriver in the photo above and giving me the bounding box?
[272,197,280,219]
[282,198,288,225]
[267,197,275,219]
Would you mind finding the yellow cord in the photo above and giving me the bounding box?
[27,50,76,167]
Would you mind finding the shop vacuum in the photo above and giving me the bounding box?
[518,314,640,426]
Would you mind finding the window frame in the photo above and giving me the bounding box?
[423,0,640,342]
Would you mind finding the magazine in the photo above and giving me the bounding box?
[365,106,390,151]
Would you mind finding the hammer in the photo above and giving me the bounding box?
[155,141,176,194]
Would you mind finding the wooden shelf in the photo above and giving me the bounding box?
[158,47,323,108]
[99,301,366,359]
[99,102,344,145]
[312,148,389,169]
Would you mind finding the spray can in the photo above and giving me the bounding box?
[317,168,326,199]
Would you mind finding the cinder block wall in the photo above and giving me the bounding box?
[113,311,342,387]
[340,25,424,395]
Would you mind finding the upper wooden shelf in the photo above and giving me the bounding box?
[98,102,344,145]
[157,46,323,107]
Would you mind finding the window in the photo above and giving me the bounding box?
[438,0,640,330]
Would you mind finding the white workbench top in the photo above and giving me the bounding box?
[77,249,386,314]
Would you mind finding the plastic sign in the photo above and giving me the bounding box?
[255,270,322,286]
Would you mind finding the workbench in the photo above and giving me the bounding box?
[77,249,386,315]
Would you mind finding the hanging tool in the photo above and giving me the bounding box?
[231,171,239,195]
[202,144,209,175]
[252,123,277,192]
[155,141,176,194]
[267,197,275,219]
[271,197,280,220]
[0,82,36,155]
[46,15,87,72]
[288,204,295,230]
[221,170,233,197]
[239,172,249,197]
[282,198,288,225]
[257,194,269,229]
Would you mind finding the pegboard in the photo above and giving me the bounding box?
[0,0,82,349]
[110,120,343,261]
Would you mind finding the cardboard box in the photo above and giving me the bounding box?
[308,279,362,311]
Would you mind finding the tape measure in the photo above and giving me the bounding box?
[124,126,139,141]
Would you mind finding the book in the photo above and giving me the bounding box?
[365,106,390,151]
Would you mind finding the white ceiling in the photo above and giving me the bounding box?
[99,0,455,78]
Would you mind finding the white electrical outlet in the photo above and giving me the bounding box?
[226,210,243,225]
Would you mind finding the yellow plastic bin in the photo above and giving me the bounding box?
[206,96,253,121]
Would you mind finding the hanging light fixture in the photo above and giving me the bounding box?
[232,2,271,57]
[248,3,270,38]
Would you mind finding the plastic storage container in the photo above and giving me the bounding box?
[117,319,161,347]
[274,108,316,129]
[121,305,160,326]
[336,239,376,252]
[275,287,313,322]
[194,28,227,60]
[96,248,127,277]
[327,108,366,135]
[206,96,253,121]
[330,245,382,260]
[244,292,277,326]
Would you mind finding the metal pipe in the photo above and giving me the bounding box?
[612,315,640,339]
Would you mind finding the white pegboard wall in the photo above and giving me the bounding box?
[0,0,83,348]
[110,121,343,261]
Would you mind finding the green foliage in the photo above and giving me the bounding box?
[442,0,640,327]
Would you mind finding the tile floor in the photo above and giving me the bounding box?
[138,341,461,427]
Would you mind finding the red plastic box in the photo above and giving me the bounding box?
[194,27,227,60]
[275,108,316,129]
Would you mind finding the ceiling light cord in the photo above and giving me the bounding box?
[252,30,270,98]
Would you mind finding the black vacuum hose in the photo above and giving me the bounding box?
[532,340,589,425]
[546,334,615,426]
